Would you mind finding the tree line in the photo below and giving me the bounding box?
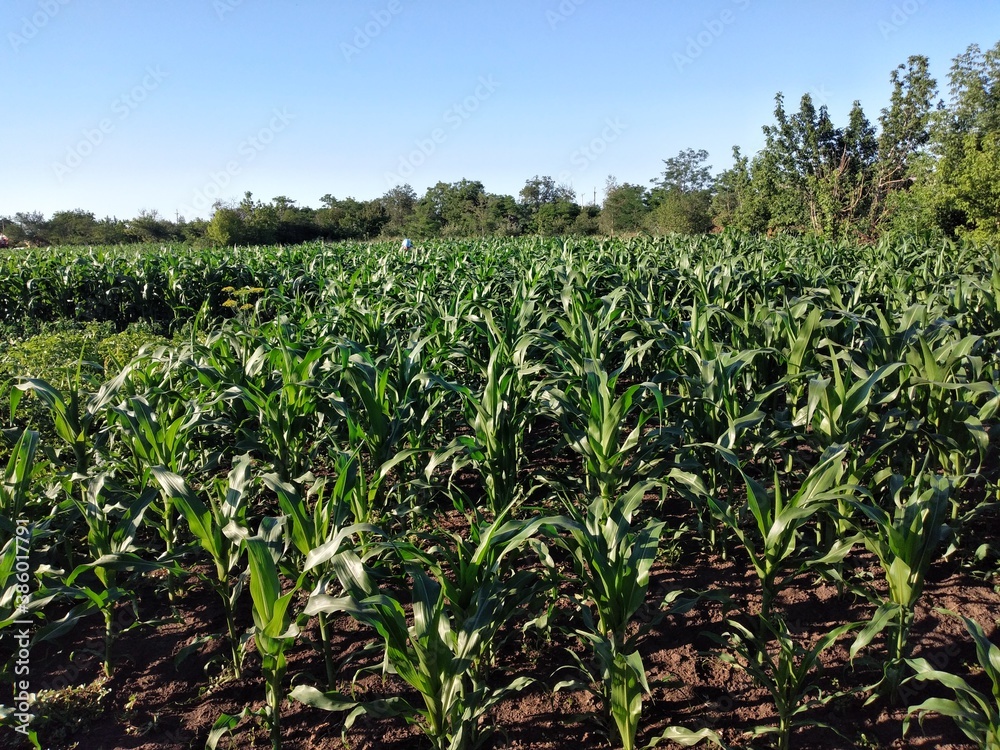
[4,41,998,247]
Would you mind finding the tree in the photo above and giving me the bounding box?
[535,199,580,236]
[12,211,47,246]
[655,148,713,193]
[379,184,417,237]
[599,177,648,235]
[648,150,714,234]
[94,217,131,244]
[483,193,524,236]
[711,147,755,229]
[518,175,579,234]
[872,55,939,233]
[127,209,177,243]
[47,210,98,244]
[206,204,247,246]
[929,41,1000,240]
[518,175,576,210]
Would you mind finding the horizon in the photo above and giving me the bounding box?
[3,0,999,221]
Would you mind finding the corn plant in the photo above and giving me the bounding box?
[900,332,993,492]
[109,394,202,599]
[793,351,906,545]
[335,336,441,513]
[11,378,103,483]
[246,521,300,750]
[796,349,904,453]
[708,444,854,620]
[710,616,859,750]
[12,376,127,572]
[549,485,664,750]
[394,507,551,668]
[293,562,533,750]
[904,611,1000,748]
[540,357,668,506]
[150,455,252,677]
[262,464,379,687]
[0,430,56,635]
[427,323,542,518]
[0,429,43,535]
[848,471,953,701]
[39,474,163,677]
[233,322,341,486]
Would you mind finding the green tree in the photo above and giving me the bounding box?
[94,217,131,244]
[518,175,578,234]
[647,149,714,234]
[47,209,99,244]
[12,211,47,245]
[379,184,417,237]
[127,209,177,243]
[873,55,939,233]
[535,198,580,235]
[206,205,247,246]
[711,146,756,229]
[931,41,1000,240]
[599,177,648,235]
[271,197,319,245]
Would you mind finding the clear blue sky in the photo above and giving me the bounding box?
[2,0,998,221]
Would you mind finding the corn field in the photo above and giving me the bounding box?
[1,234,999,750]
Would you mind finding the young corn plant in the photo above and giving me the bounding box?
[11,378,104,482]
[0,429,43,535]
[262,463,380,687]
[708,444,854,621]
[0,430,58,636]
[39,474,163,677]
[293,562,534,750]
[394,506,552,669]
[550,485,664,750]
[150,454,252,677]
[427,328,541,519]
[540,357,668,507]
[234,323,342,486]
[900,332,993,495]
[848,471,953,702]
[12,375,128,567]
[336,336,441,514]
[792,349,905,550]
[245,521,301,750]
[904,611,1000,748]
[710,616,860,750]
[109,394,202,600]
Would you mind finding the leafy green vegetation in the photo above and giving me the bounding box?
[0,233,997,749]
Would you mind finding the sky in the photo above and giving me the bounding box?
[2,0,999,221]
